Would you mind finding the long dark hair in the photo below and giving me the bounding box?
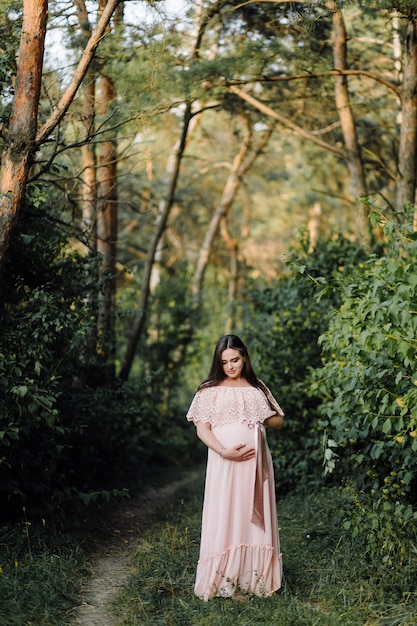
[198,334,263,390]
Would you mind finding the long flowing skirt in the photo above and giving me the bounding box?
[195,422,283,600]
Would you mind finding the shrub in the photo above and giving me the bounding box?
[312,217,417,564]
[0,204,99,517]
[0,194,139,518]
[0,193,197,519]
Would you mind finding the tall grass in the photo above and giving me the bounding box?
[114,475,417,626]
[0,516,88,625]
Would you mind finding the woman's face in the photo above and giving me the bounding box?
[221,348,245,380]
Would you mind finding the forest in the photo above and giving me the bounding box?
[1,0,417,623]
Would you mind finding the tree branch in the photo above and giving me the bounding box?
[36,0,121,144]
[229,85,347,157]
[225,70,400,98]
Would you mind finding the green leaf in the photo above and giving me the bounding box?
[382,419,392,435]
[14,385,28,397]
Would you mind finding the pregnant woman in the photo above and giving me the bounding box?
[186,334,284,601]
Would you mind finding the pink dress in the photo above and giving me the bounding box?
[186,384,284,600]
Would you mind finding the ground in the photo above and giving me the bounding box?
[71,470,202,625]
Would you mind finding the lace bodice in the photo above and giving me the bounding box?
[186,384,284,427]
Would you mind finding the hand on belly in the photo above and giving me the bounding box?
[220,442,255,462]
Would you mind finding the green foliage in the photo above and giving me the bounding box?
[54,382,155,497]
[0,185,199,519]
[0,1,21,134]
[0,190,142,518]
[312,216,417,565]
[122,265,201,464]
[370,0,417,19]
[243,233,367,492]
[0,197,98,516]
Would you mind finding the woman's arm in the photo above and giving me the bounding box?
[195,421,255,461]
[264,414,284,429]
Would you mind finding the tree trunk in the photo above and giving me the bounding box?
[0,0,48,272]
[96,72,118,372]
[150,111,204,292]
[396,17,417,218]
[307,201,322,252]
[75,0,97,250]
[0,0,122,273]
[79,77,97,246]
[191,121,250,302]
[78,67,99,369]
[95,0,121,376]
[118,102,193,381]
[191,119,274,303]
[329,2,371,240]
[220,217,238,334]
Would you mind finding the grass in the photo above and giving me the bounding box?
[0,516,88,625]
[1,471,416,625]
[113,474,417,626]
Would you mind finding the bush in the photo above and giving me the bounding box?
[0,193,197,519]
[312,217,417,565]
[0,200,100,517]
[0,195,139,517]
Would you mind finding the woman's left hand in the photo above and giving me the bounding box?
[221,442,256,462]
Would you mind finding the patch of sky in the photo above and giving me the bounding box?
[44,0,189,79]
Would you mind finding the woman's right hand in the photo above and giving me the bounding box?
[222,442,255,462]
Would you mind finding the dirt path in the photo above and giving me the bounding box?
[71,470,202,626]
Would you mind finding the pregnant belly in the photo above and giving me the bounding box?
[212,421,256,449]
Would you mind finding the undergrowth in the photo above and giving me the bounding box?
[0,516,88,625]
[114,475,417,626]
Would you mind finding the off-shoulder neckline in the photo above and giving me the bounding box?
[207,384,256,389]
